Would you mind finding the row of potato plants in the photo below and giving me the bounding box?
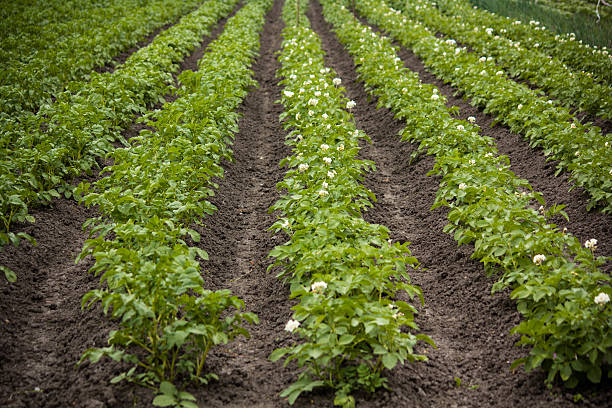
[75,0,271,406]
[389,0,611,119]
[0,0,115,56]
[354,0,612,214]
[268,1,433,406]
[436,0,612,85]
[0,0,202,118]
[0,0,239,283]
[0,0,134,36]
[321,0,611,388]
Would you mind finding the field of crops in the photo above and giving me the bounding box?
[1,0,610,407]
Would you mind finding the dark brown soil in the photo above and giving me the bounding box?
[1,0,611,407]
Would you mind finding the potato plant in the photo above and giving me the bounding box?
[0,0,202,118]
[268,1,433,406]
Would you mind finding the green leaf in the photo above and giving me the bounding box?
[187,229,200,243]
[1,266,17,283]
[269,348,289,362]
[159,381,177,395]
[382,353,398,370]
[587,365,602,383]
[153,395,177,407]
[338,334,355,345]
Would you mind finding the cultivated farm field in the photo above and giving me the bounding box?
[1,0,611,407]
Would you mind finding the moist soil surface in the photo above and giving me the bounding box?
[1,1,611,407]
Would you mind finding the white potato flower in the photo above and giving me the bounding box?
[311,281,327,293]
[594,292,610,305]
[333,78,342,86]
[327,170,336,178]
[298,163,309,172]
[457,125,465,131]
[467,116,476,123]
[585,239,598,250]
[323,157,332,165]
[284,90,294,97]
[285,319,300,332]
[320,144,329,151]
[346,100,356,109]
[458,183,467,190]
[533,254,546,265]
[318,189,328,197]
[431,94,439,100]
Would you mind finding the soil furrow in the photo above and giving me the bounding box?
[0,9,244,407]
[186,1,300,405]
[308,1,611,407]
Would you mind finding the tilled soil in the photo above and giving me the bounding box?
[1,0,611,407]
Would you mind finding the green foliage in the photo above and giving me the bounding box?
[389,0,611,118]
[0,0,203,118]
[435,0,612,85]
[76,0,272,402]
[153,381,198,408]
[467,0,612,49]
[321,0,611,389]
[268,1,433,405]
[356,0,612,213]
[0,0,240,281]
